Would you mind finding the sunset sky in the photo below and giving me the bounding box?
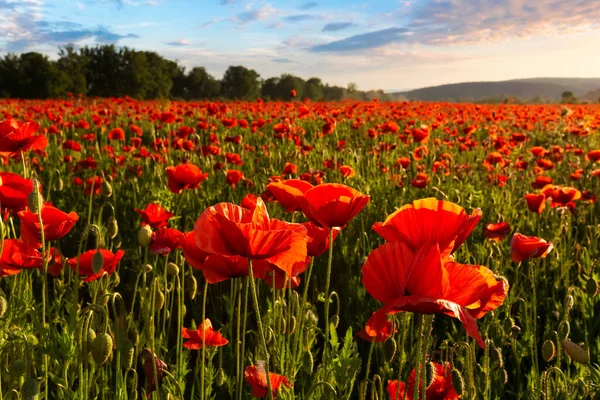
[1,0,600,91]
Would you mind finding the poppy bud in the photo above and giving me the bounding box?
[167,262,179,276]
[542,340,556,362]
[154,287,165,310]
[330,315,339,329]
[11,359,26,377]
[92,333,114,365]
[288,316,296,335]
[120,339,135,369]
[143,264,153,273]
[0,219,4,239]
[425,362,436,389]
[302,351,314,374]
[566,295,574,310]
[562,340,589,363]
[21,378,40,400]
[511,325,521,337]
[101,180,113,198]
[86,328,97,349]
[185,275,198,300]
[107,218,119,239]
[0,295,6,319]
[558,321,570,339]
[451,369,465,396]
[113,234,122,249]
[216,368,226,386]
[28,189,42,214]
[92,250,105,275]
[54,177,64,192]
[586,278,597,297]
[86,225,102,251]
[138,225,153,247]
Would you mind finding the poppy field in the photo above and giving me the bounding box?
[1,98,600,400]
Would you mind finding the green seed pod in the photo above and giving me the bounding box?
[185,275,198,300]
[558,321,570,340]
[425,362,436,389]
[21,378,40,400]
[562,340,589,364]
[302,351,314,374]
[451,369,464,396]
[586,278,597,297]
[138,225,153,247]
[542,340,556,362]
[154,287,165,311]
[54,177,64,192]
[167,262,179,276]
[0,295,7,319]
[107,218,119,239]
[92,250,105,275]
[120,339,135,369]
[11,359,27,377]
[383,337,397,363]
[86,225,102,251]
[92,333,114,365]
[216,368,226,387]
[101,180,113,198]
[27,190,42,214]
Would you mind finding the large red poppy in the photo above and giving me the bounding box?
[18,204,79,248]
[302,222,340,257]
[165,164,208,194]
[525,193,546,214]
[300,183,370,229]
[0,172,35,211]
[67,249,125,282]
[0,239,45,277]
[180,231,210,270]
[387,362,459,400]
[373,198,481,255]
[510,233,553,263]
[266,179,313,212]
[181,319,228,350]
[149,227,182,255]
[244,365,293,399]
[358,311,397,343]
[0,119,48,153]
[134,203,174,229]
[362,242,507,348]
[194,198,307,276]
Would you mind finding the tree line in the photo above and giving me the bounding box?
[0,44,390,101]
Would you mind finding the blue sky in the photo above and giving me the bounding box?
[2,0,600,90]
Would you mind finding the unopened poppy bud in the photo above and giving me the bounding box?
[87,328,97,349]
[107,218,119,239]
[185,275,197,299]
[21,378,40,400]
[101,180,113,198]
[86,224,102,251]
[143,264,153,274]
[542,340,556,362]
[120,339,135,369]
[92,333,114,365]
[11,359,26,377]
[288,316,296,334]
[562,340,589,363]
[92,250,104,274]
[216,368,226,386]
[558,321,570,339]
[113,234,122,249]
[154,287,165,310]
[330,315,339,329]
[425,362,436,389]
[138,225,153,247]
[0,295,7,318]
[167,262,179,276]
[511,325,521,336]
[451,369,465,396]
[27,190,43,214]
[586,278,597,297]
[302,351,314,374]
[54,177,64,191]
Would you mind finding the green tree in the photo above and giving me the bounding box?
[184,67,221,99]
[56,44,88,96]
[276,74,304,100]
[0,54,21,98]
[220,65,261,100]
[303,77,324,101]
[261,77,279,100]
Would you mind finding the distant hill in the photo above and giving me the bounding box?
[390,78,600,102]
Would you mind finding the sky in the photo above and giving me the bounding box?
[1,0,600,91]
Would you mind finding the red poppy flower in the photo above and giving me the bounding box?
[226,170,244,187]
[282,163,298,175]
[47,247,64,277]
[18,204,79,248]
[266,179,313,212]
[362,242,507,348]
[373,198,481,256]
[302,222,340,257]
[244,365,293,399]
[68,249,125,282]
[260,257,310,289]
[181,319,229,350]
[194,198,308,276]
[510,233,553,263]
[0,239,45,277]
[541,185,581,208]
[339,165,355,178]
[165,164,209,194]
[300,183,370,229]
[0,119,48,153]
[180,231,211,270]
[150,227,183,255]
[358,311,397,342]
[484,222,511,241]
[410,172,430,188]
[108,128,125,140]
[0,172,35,211]
[84,176,103,196]
[387,362,459,400]
[525,193,546,214]
[241,193,259,210]
[586,150,600,162]
[531,175,552,189]
[134,203,174,229]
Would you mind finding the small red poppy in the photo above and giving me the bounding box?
[510,233,553,263]
[165,164,209,194]
[181,319,228,350]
